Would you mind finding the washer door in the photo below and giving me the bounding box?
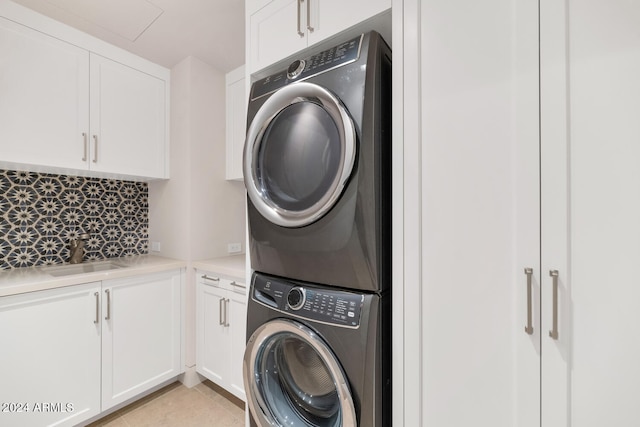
[244,82,356,228]
[244,319,357,427]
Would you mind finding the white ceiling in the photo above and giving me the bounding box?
[11,0,245,72]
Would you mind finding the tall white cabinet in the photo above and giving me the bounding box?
[537,0,640,424]
[395,0,640,425]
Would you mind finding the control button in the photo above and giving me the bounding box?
[287,59,306,79]
[287,287,306,310]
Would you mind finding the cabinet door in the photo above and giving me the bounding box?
[306,0,390,46]
[0,17,89,171]
[513,1,542,426]
[541,1,640,425]
[413,0,530,425]
[249,0,307,73]
[0,283,101,427]
[228,289,247,400]
[197,282,230,385]
[90,53,167,179]
[102,271,181,410]
[226,66,247,181]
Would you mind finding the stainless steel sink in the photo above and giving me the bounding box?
[43,261,126,277]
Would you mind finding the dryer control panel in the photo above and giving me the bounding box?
[252,273,364,328]
[251,34,363,100]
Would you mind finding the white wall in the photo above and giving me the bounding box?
[149,55,246,374]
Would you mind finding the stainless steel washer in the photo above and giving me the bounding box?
[243,272,391,427]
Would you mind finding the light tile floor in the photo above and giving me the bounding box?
[87,381,245,427]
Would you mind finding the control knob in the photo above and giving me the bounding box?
[287,59,305,79]
[287,287,306,310]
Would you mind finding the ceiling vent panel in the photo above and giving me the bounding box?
[45,0,163,41]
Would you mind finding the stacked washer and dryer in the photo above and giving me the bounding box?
[242,32,392,427]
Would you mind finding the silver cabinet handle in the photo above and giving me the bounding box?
[202,275,220,282]
[219,298,225,325]
[549,270,559,340]
[524,268,534,335]
[94,291,99,324]
[92,134,98,163]
[104,289,111,320]
[82,133,88,161]
[296,0,304,37]
[231,281,246,290]
[225,298,230,327]
[306,0,314,32]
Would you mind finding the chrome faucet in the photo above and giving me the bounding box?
[69,233,90,264]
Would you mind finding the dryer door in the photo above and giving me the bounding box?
[244,82,356,228]
[244,319,357,427]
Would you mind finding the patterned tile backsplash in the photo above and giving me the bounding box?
[0,169,149,270]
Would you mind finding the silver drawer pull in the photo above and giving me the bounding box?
[524,268,534,335]
[231,281,246,290]
[549,270,559,340]
[219,298,225,325]
[202,275,220,282]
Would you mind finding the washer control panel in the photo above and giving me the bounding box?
[251,34,363,100]
[252,273,364,328]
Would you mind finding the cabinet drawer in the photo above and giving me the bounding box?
[198,272,246,294]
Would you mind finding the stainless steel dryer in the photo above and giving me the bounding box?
[244,32,392,293]
[243,272,391,427]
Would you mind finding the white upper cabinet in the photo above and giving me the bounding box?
[89,54,167,179]
[249,0,307,73]
[306,0,389,46]
[0,1,169,180]
[248,0,390,73]
[225,65,247,181]
[0,17,90,172]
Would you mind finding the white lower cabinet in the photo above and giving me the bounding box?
[101,271,183,410]
[0,269,182,427]
[196,270,247,401]
[0,283,102,427]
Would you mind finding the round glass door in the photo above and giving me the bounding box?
[244,82,356,228]
[243,319,357,427]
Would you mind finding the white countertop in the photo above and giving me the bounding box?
[192,254,246,280]
[0,255,187,297]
